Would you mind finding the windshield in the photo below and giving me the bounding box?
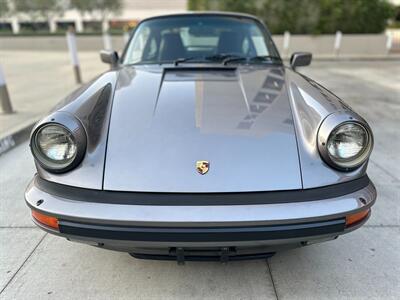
[122,15,281,65]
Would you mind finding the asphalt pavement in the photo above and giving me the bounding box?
[0,60,399,299]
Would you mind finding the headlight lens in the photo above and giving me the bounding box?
[326,122,371,169]
[35,125,77,164]
[327,123,367,160]
[31,113,87,173]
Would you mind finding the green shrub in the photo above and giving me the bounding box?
[262,0,396,34]
[316,0,395,34]
[261,0,320,34]
[189,0,396,34]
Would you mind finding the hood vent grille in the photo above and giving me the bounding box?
[164,66,237,72]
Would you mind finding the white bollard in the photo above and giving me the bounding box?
[283,31,290,57]
[386,32,393,55]
[103,32,113,50]
[75,19,84,33]
[0,65,13,114]
[102,20,109,33]
[66,27,82,84]
[49,18,57,33]
[11,18,19,34]
[334,31,342,57]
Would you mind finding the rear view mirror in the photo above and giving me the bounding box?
[100,50,119,67]
[290,52,312,70]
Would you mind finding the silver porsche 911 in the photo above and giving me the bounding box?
[25,12,376,263]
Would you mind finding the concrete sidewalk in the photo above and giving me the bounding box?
[0,61,399,299]
[0,51,106,153]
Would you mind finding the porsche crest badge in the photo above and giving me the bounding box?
[196,160,209,175]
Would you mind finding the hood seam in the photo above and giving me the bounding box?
[284,69,304,189]
[101,72,120,190]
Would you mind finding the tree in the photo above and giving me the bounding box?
[265,0,396,34]
[190,0,395,34]
[70,0,122,24]
[188,0,257,13]
[13,0,66,21]
[216,0,258,15]
[188,0,211,10]
[317,0,395,34]
[0,0,10,18]
[261,0,320,34]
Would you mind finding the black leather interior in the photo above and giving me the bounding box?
[159,32,186,61]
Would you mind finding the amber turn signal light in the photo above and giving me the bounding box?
[32,210,59,230]
[346,209,370,227]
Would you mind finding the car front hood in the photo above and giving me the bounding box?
[103,65,302,192]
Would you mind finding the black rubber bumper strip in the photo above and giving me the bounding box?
[58,219,345,242]
[130,252,276,262]
[34,174,371,205]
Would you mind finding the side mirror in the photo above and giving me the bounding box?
[100,50,119,67]
[290,52,312,70]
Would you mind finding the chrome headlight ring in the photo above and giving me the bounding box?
[30,112,87,173]
[317,112,373,171]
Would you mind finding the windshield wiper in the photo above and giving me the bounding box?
[223,55,281,65]
[174,57,200,66]
[174,53,243,66]
[205,53,243,62]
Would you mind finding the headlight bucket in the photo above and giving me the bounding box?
[30,112,87,173]
[317,113,373,171]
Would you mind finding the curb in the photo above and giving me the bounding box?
[312,56,400,61]
[282,56,400,62]
[0,121,36,156]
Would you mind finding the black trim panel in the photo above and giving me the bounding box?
[35,175,370,206]
[59,219,345,242]
[130,252,276,262]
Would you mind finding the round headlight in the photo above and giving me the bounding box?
[35,125,77,165]
[319,120,373,170]
[327,123,368,160]
[31,113,87,173]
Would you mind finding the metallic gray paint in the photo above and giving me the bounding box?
[26,13,377,254]
[34,72,117,189]
[33,64,374,192]
[104,65,302,192]
[25,178,375,228]
[285,70,370,188]
[25,178,375,250]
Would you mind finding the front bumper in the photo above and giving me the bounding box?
[25,175,376,254]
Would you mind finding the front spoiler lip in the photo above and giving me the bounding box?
[25,176,377,228]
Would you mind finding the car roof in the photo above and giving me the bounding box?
[139,11,262,23]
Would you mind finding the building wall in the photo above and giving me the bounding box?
[0,0,188,34]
